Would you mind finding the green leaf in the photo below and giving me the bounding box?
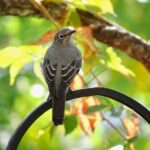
[64,115,78,135]
[86,104,107,114]
[124,136,138,149]
[68,7,81,27]
[69,0,86,10]
[70,0,114,14]
[0,45,43,68]
[127,136,138,143]
[0,45,44,85]
[99,0,114,14]
[85,4,102,13]
[106,47,135,77]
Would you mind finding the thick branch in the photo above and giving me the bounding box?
[0,0,150,71]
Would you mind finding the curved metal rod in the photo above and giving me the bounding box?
[6,87,150,150]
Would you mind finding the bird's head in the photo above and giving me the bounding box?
[53,27,76,46]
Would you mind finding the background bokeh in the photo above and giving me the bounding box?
[0,0,150,150]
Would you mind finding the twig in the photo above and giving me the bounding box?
[101,112,127,140]
[91,70,102,86]
[78,73,88,87]
[92,71,129,140]
[81,71,127,140]
[80,72,130,140]
[28,0,59,29]
[119,117,136,150]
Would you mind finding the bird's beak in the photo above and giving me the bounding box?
[65,29,76,37]
[69,29,76,35]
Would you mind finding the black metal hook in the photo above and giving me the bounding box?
[6,87,150,150]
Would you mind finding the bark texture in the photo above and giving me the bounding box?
[0,0,150,72]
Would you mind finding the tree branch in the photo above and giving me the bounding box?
[0,0,150,72]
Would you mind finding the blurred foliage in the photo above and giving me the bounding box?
[0,0,150,150]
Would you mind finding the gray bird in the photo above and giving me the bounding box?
[42,28,82,126]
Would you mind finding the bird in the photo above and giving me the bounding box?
[42,27,82,126]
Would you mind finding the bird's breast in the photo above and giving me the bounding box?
[47,45,80,64]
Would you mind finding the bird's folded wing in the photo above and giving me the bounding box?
[42,58,82,86]
[61,59,82,85]
[42,59,57,84]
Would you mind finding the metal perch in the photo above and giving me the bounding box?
[6,87,150,150]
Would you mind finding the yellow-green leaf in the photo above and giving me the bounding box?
[99,0,114,14]
[0,45,43,68]
[9,58,32,85]
[71,0,114,14]
[106,47,135,77]
[0,47,23,68]
[69,7,81,27]
[0,45,45,85]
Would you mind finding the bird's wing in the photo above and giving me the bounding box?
[61,59,82,86]
[42,58,82,87]
[42,59,57,86]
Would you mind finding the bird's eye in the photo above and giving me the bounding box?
[58,34,64,39]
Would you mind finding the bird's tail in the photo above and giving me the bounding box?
[52,94,66,126]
